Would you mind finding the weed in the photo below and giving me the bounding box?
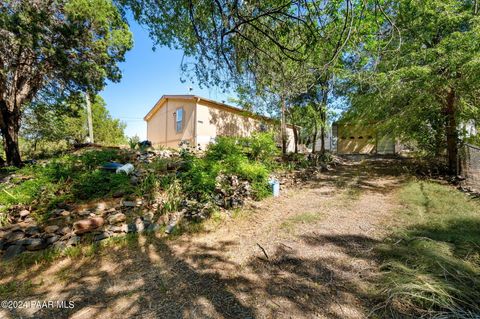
[374,181,480,317]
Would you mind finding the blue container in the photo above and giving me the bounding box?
[268,179,280,197]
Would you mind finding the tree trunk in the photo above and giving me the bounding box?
[320,125,326,154]
[0,102,22,166]
[320,88,328,154]
[312,127,318,153]
[445,88,458,175]
[281,96,287,155]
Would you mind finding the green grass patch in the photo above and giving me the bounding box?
[280,212,323,233]
[374,181,480,317]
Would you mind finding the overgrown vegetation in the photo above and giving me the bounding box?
[178,132,279,202]
[0,149,133,222]
[375,181,480,317]
[0,132,279,226]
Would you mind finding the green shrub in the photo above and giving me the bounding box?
[245,132,279,165]
[178,134,274,202]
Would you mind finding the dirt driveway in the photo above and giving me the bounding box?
[1,159,408,319]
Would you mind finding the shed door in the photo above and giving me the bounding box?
[338,135,375,154]
[377,135,395,154]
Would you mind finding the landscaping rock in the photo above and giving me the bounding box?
[58,226,71,235]
[73,217,104,234]
[25,226,41,237]
[107,213,126,224]
[53,241,66,251]
[3,245,25,260]
[130,176,139,185]
[44,225,59,234]
[51,208,65,216]
[25,238,47,251]
[137,218,147,233]
[146,223,160,233]
[165,223,176,234]
[59,210,71,217]
[5,230,25,243]
[93,231,111,242]
[143,211,154,222]
[66,235,80,247]
[19,209,30,218]
[110,224,128,233]
[122,201,136,207]
[96,202,108,212]
[78,210,91,217]
[45,235,59,245]
[113,190,125,198]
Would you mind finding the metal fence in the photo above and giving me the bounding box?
[460,143,480,191]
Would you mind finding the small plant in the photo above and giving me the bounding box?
[128,135,140,150]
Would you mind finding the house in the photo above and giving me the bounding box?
[332,122,397,155]
[144,95,296,151]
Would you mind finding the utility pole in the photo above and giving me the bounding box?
[85,93,94,144]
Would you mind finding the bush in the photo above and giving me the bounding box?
[179,134,276,202]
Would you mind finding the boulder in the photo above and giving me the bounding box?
[143,211,154,222]
[5,230,25,243]
[93,231,111,242]
[44,225,59,234]
[51,208,65,216]
[107,213,126,224]
[58,226,72,236]
[59,210,71,217]
[25,238,47,251]
[146,223,160,233]
[130,176,139,185]
[96,202,108,212]
[25,226,41,237]
[110,224,128,233]
[66,235,80,246]
[45,235,59,245]
[2,245,25,260]
[73,217,104,234]
[19,209,30,218]
[122,201,136,207]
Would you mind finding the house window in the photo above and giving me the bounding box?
[175,108,184,132]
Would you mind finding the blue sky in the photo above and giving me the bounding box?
[100,19,233,140]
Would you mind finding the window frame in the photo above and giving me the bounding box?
[175,107,184,133]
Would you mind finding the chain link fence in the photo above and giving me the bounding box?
[459,143,480,191]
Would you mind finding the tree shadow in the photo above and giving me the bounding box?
[0,229,386,319]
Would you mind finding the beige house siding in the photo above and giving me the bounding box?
[145,95,296,152]
[195,101,264,149]
[146,98,196,148]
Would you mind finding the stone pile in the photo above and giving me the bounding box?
[136,149,177,164]
[0,203,167,260]
[213,175,252,209]
[179,199,213,221]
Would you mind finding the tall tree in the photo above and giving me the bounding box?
[0,0,132,166]
[22,95,126,150]
[346,0,480,174]
[122,0,374,153]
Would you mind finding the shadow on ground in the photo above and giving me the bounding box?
[1,231,382,319]
[0,159,410,319]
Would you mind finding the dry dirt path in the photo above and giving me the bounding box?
[1,159,408,319]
